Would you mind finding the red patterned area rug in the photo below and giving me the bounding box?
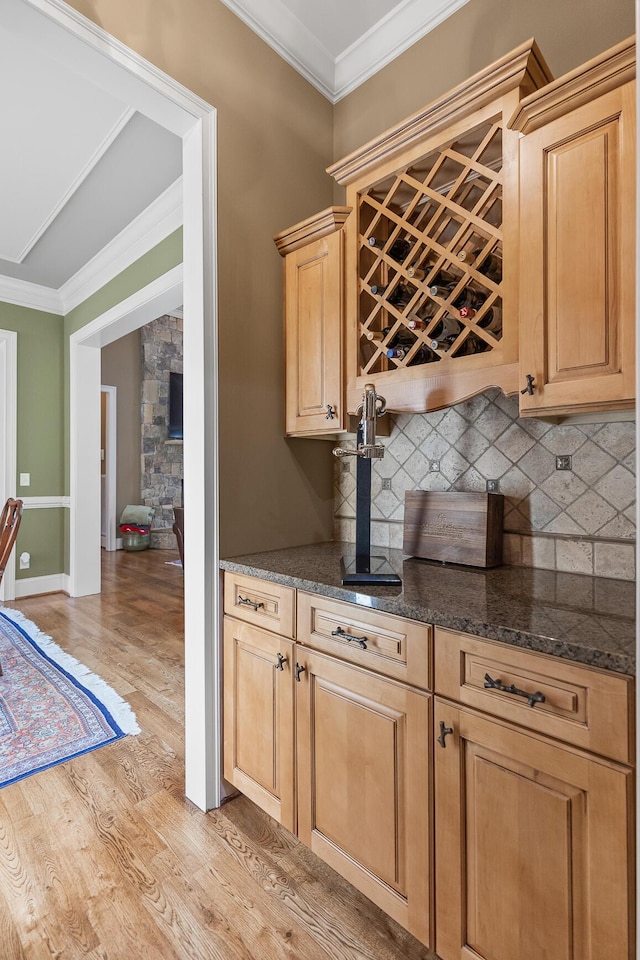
[0,608,139,788]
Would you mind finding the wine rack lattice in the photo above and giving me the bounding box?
[357,117,505,375]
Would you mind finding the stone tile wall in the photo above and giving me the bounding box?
[140,314,183,549]
[334,389,636,581]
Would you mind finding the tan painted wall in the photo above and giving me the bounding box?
[66,0,337,558]
[63,0,634,562]
[101,330,143,536]
[333,0,635,162]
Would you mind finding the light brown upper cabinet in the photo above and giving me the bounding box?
[328,41,552,415]
[274,206,351,436]
[510,37,636,417]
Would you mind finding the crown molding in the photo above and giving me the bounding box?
[59,176,183,313]
[217,0,335,99]
[0,177,182,316]
[509,35,635,134]
[333,0,472,101]
[0,275,62,314]
[329,38,552,186]
[219,0,474,103]
[273,205,352,256]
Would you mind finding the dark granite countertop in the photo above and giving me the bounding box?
[220,541,636,676]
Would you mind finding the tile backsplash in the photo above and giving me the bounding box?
[334,389,636,581]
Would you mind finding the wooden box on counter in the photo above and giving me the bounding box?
[403,491,504,568]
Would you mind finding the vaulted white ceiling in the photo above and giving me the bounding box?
[218,0,471,101]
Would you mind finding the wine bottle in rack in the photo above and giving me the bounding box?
[456,288,486,313]
[406,265,426,280]
[365,330,384,341]
[429,267,459,298]
[408,344,438,365]
[386,346,408,360]
[408,318,428,330]
[454,336,490,356]
[428,315,462,350]
[458,248,502,283]
[430,282,456,298]
[367,236,413,263]
[477,250,502,283]
[476,302,502,334]
[370,282,413,307]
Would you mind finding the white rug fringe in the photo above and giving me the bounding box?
[1,608,141,736]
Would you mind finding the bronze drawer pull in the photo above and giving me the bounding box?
[520,373,535,395]
[326,404,336,420]
[331,626,367,650]
[437,721,454,748]
[484,672,546,708]
[275,653,287,671]
[295,663,306,682]
[237,595,264,611]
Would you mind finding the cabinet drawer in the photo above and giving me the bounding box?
[297,592,431,690]
[434,628,634,764]
[224,572,295,638]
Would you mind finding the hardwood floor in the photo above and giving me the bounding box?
[0,550,435,960]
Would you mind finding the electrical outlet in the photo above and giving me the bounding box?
[382,477,392,490]
[486,479,500,493]
[19,552,30,570]
[429,460,440,473]
[556,455,572,471]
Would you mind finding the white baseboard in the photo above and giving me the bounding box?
[14,573,70,598]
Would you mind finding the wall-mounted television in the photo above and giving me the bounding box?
[168,372,183,440]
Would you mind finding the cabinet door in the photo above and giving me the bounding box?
[284,229,344,436]
[296,648,431,946]
[518,83,635,416]
[434,699,633,960]
[223,617,295,831]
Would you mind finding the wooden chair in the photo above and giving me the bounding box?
[0,498,24,588]
[0,498,23,677]
[172,507,184,568]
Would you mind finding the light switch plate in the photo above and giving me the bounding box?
[19,473,30,487]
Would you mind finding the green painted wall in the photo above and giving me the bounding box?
[64,229,182,336]
[0,302,64,495]
[0,302,64,578]
[15,508,65,581]
[0,233,181,583]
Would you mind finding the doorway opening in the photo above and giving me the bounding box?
[11,0,220,812]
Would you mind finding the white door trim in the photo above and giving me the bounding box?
[100,385,117,552]
[16,0,221,813]
[0,329,18,602]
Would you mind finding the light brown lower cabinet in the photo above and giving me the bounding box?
[223,616,295,832]
[223,574,635,957]
[295,647,431,946]
[434,698,634,960]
